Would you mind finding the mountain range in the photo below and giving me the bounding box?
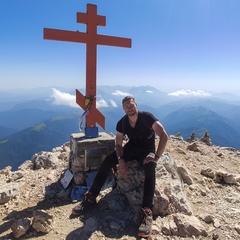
[0,85,240,170]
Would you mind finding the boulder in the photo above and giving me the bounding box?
[32,152,59,170]
[160,213,208,237]
[11,218,31,239]
[32,209,54,233]
[116,153,192,223]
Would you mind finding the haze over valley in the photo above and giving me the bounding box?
[0,85,240,170]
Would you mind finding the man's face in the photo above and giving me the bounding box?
[123,99,137,116]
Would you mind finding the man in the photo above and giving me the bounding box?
[72,96,168,237]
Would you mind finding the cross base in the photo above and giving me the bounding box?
[70,132,115,172]
[85,127,99,138]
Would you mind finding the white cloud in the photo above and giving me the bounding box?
[51,88,78,108]
[146,90,153,93]
[50,89,119,109]
[112,90,131,96]
[168,89,211,97]
[97,98,118,108]
[110,99,118,107]
[96,99,109,108]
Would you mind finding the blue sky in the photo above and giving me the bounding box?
[1,0,240,94]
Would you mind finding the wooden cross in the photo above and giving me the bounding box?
[44,4,132,131]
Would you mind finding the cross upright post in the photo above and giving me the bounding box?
[44,4,132,137]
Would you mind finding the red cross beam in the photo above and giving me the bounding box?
[43,4,132,129]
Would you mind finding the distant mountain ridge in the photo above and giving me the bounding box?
[161,106,240,149]
[0,108,74,138]
[0,85,239,170]
[0,113,80,170]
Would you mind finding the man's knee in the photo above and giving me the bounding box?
[144,161,156,168]
[144,162,156,175]
[102,152,118,168]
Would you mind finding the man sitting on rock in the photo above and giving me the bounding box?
[72,95,168,238]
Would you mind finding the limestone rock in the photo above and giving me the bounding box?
[73,171,88,185]
[177,162,193,185]
[175,147,187,155]
[214,169,240,185]
[169,133,184,141]
[201,168,215,179]
[32,209,54,233]
[235,224,240,234]
[187,142,202,152]
[11,218,31,239]
[0,166,12,176]
[18,160,33,171]
[155,153,192,216]
[173,213,208,237]
[205,215,214,223]
[83,217,98,232]
[200,130,212,146]
[0,182,20,204]
[186,131,196,143]
[160,213,207,237]
[7,170,24,182]
[32,152,59,170]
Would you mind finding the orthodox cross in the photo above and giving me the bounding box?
[44,4,132,135]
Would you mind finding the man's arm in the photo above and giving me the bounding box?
[152,121,168,159]
[115,131,128,177]
[115,131,124,159]
[143,121,168,165]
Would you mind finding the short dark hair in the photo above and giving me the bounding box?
[122,96,135,106]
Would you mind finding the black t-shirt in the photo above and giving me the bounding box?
[116,111,157,150]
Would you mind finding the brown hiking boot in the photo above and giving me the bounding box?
[72,191,96,216]
[138,207,153,238]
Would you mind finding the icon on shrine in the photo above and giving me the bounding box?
[44,4,132,138]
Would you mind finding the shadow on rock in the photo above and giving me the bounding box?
[66,189,138,240]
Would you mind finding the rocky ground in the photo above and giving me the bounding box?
[0,134,240,240]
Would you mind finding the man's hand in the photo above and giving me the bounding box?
[118,159,128,177]
[143,153,159,165]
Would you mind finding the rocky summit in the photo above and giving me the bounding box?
[0,133,240,240]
